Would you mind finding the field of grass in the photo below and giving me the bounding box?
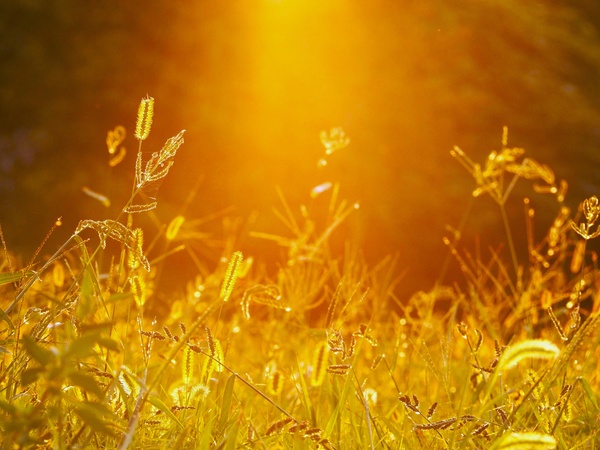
[1,97,599,449]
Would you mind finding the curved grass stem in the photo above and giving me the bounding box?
[499,205,519,279]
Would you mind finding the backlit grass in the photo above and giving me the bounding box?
[1,98,599,449]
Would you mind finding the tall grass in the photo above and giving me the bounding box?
[0,99,599,449]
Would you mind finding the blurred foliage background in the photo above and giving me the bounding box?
[2,0,600,298]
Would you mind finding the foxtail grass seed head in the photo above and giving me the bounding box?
[128,228,144,270]
[427,402,438,419]
[163,326,175,341]
[528,369,548,407]
[344,334,356,360]
[472,423,490,437]
[412,394,420,409]
[141,330,165,341]
[288,421,309,434]
[198,325,224,376]
[498,339,559,371]
[414,418,457,430]
[118,372,133,397]
[220,251,243,302]
[266,370,284,397]
[326,364,351,375]
[130,274,147,307]
[327,328,344,354]
[489,432,557,450]
[135,96,154,141]
[182,345,195,385]
[266,418,294,436]
[205,325,216,356]
[213,338,224,373]
[52,261,65,288]
[495,407,508,425]
[310,340,329,387]
[494,339,504,358]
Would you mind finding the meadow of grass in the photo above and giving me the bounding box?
[1,98,599,449]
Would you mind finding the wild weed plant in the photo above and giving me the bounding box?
[0,100,599,449]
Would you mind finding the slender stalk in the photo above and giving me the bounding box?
[4,235,78,315]
[116,300,218,449]
[352,369,374,450]
[499,204,519,279]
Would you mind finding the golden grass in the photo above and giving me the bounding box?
[1,100,599,449]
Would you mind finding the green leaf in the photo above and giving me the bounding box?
[78,267,95,316]
[0,400,16,413]
[147,395,184,429]
[218,374,235,431]
[73,401,122,437]
[326,339,363,438]
[97,337,120,352]
[578,376,600,412]
[106,292,133,304]
[78,322,112,333]
[76,237,101,319]
[223,420,239,450]
[0,306,14,331]
[379,416,404,443]
[68,372,105,398]
[21,367,45,385]
[23,335,54,366]
[0,270,34,286]
[198,413,214,449]
[63,332,101,360]
[295,355,314,424]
